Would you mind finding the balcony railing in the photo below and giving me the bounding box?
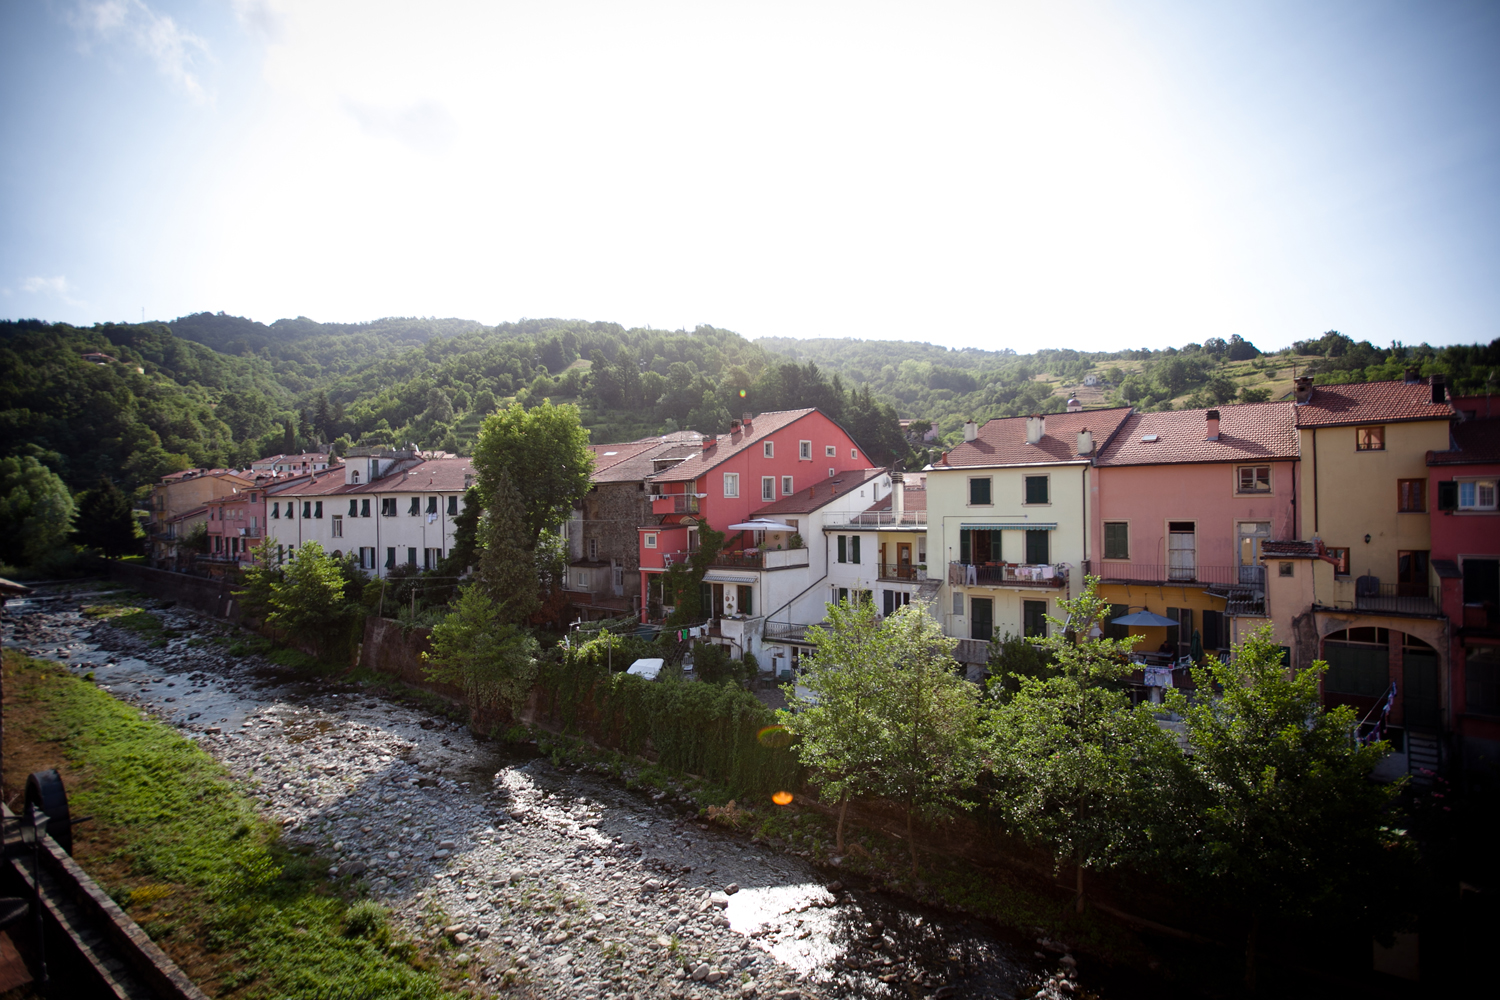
[1094,563,1255,588]
[878,562,921,581]
[824,510,928,527]
[765,620,821,643]
[1355,583,1442,616]
[711,549,764,569]
[650,494,700,515]
[954,637,991,665]
[949,561,1068,588]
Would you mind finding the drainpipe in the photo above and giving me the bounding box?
[1311,430,1319,535]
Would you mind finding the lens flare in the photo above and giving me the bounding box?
[756,724,792,749]
[739,389,747,398]
[772,791,794,806]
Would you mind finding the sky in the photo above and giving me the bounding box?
[2,0,1497,353]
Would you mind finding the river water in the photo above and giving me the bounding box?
[2,586,1107,1000]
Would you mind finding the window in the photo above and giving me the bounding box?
[969,477,992,505]
[407,547,418,567]
[1025,529,1049,565]
[1168,521,1196,580]
[1467,646,1500,715]
[1279,562,1294,577]
[1237,465,1271,493]
[737,585,753,615]
[837,535,848,563]
[331,516,343,537]
[1398,479,1426,512]
[385,547,395,569]
[952,591,964,616]
[427,496,438,514]
[409,496,421,515]
[835,587,850,604]
[348,499,358,517]
[851,448,858,459]
[970,597,993,640]
[644,533,657,549]
[883,590,911,615]
[828,468,835,477]
[1458,480,1498,510]
[424,548,441,570]
[1103,522,1129,560]
[588,538,599,561]
[381,498,396,516]
[851,536,861,563]
[271,503,279,519]
[1023,600,1047,638]
[278,544,285,564]
[763,441,774,458]
[782,476,793,496]
[799,440,812,460]
[359,547,375,570]
[447,495,458,515]
[314,501,323,518]
[302,501,311,519]
[762,476,775,501]
[1356,426,1385,451]
[361,498,371,517]
[825,445,837,457]
[1328,547,1350,576]
[351,470,359,483]
[723,473,739,498]
[1023,475,1049,505]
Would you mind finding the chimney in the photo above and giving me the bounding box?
[891,470,905,522]
[1404,366,1422,384]
[1431,373,1448,404]
[1293,377,1314,405]
[1076,428,1093,456]
[1025,414,1045,445]
[963,419,978,442]
[1205,409,1221,441]
[1066,397,1083,413]
[702,435,716,451]
[742,412,753,427]
[938,451,948,466]
[730,418,741,433]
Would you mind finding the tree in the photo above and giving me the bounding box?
[1165,626,1401,990]
[424,584,540,716]
[234,539,283,621]
[0,455,76,566]
[776,598,895,851]
[1239,386,1273,403]
[988,578,1179,912]
[73,476,142,557]
[783,601,985,874]
[266,542,350,652]
[474,469,539,625]
[471,400,593,549]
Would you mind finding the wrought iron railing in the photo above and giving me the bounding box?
[1093,563,1248,587]
[1355,583,1441,616]
[879,562,920,581]
[948,562,1068,587]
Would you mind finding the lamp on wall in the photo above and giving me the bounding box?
[1364,534,1371,544]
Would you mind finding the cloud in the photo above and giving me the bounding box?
[343,98,458,154]
[68,0,213,103]
[231,0,283,43]
[20,276,84,306]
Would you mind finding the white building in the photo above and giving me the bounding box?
[264,451,473,576]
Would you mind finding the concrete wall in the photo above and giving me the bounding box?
[108,562,240,619]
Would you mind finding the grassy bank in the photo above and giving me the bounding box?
[1,650,455,999]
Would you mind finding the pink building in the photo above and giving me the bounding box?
[1090,402,1300,657]
[637,409,873,619]
[1428,398,1500,775]
[204,486,272,570]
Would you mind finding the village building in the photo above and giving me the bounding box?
[251,452,332,475]
[147,469,252,566]
[926,408,1133,666]
[1090,402,1299,661]
[821,470,933,619]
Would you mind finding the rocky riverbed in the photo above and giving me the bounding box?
[3,587,1097,1000]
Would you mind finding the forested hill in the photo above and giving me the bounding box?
[3,312,1496,499]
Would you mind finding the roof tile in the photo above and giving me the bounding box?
[651,409,820,483]
[937,408,1132,468]
[1097,401,1298,466]
[1294,379,1454,428]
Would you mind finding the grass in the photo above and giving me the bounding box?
[1,650,455,999]
[81,601,170,646]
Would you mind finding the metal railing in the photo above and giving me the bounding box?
[651,494,699,514]
[825,510,928,527]
[1092,563,1251,587]
[765,620,821,642]
[1355,583,1442,616]
[711,550,764,569]
[878,562,921,581]
[948,561,1068,588]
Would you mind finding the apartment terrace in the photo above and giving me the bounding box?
[1093,563,1264,588]
[948,561,1069,589]
[822,509,928,528]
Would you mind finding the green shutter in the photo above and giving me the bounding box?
[1025,476,1048,504]
[1104,522,1129,560]
[850,536,861,564]
[970,478,991,505]
[1025,529,1049,564]
[837,535,847,563]
[1323,642,1389,697]
[960,529,971,564]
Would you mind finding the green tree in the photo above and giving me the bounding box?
[473,469,539,625]
[424,584,541,716]
[72,476,142,557]
[471,400,593,548]
[776,598,893,851]
[0,455,76,566]
[1238,386,1273,403]
[234,539,283,621]
[988,578,1178,912]
[1165,626,1402,990]
[266,542,350,653]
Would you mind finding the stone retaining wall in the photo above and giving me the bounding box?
[108,563,239,620]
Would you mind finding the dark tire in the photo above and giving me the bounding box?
[24,769,72,855]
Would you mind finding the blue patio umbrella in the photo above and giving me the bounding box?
[1109,610,1179,627]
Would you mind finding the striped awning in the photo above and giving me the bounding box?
[959,522,1057,531]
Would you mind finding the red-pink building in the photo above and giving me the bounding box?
[637,408,873,619]
[204,486,271,570]
[1429,397,1500,776]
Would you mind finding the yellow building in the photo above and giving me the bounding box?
[148,469,251,565]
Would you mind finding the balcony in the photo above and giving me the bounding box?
[949,561,1068,589]
[954,637,991,665]
[650,493,701,515]
[824,510,927,528]
[1354,582,1442,617]
[878,562,923,582]
[1094,563,1256,588]
[765,620,820,643]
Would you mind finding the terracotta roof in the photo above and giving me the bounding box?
[651,409,823,483]
[1293,379,1454,428]
[750,468,887,516]
[1262,539,1322,557]
[273,458,475,497]
[1428,417,1500,466]
[590,433,703,484]
[1097,402,1298,466]
[936,408,1133,468]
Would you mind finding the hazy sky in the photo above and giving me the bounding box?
[2,1,1497,352]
